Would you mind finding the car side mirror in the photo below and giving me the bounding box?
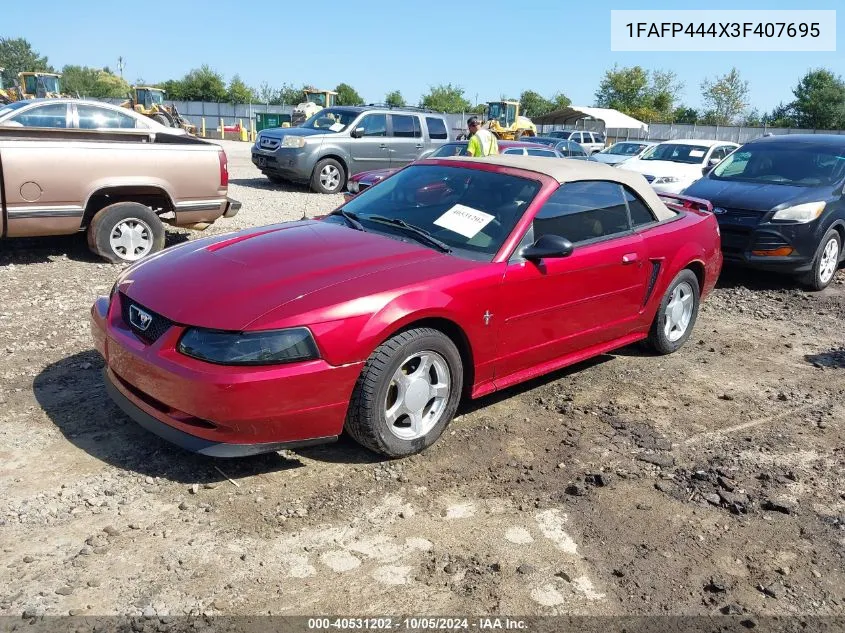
[351,127,365,139]
[522,234,574,261]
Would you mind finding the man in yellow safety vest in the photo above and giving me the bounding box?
[466,116,499,157]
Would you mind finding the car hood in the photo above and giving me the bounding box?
[591,153,631,165]
[352,168,396,185]
[682,178,829,212]
[621,158,704,179]
[260,127,332,139]
[119,221,460,331]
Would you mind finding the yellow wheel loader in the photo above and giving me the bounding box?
[121,86,197,134]
[483,100,537,140]
[291,88,338,125]
[17,72,68,99]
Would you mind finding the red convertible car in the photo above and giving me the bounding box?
[90,156,722,458]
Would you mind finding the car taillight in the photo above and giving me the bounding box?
[218,150,229,188]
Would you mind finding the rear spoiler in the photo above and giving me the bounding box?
[656,192,713,214]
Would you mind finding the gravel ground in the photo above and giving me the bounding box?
[1,140,844,621]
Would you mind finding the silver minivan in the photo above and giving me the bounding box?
[252,106,451,194]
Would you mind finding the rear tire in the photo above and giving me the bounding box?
[799,229,841,291]
[647,269,700,355]
[87,202,165,264]
[152,113,171,127]
[345,328,463,458]
[310,158,345,194]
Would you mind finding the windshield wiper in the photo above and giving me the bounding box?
[367,215,452,253]
[328,209,365,231]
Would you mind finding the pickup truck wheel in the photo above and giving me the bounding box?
[647,269,700,355]
[310,158,345,194]
[799,229,840,291]
[345,328,463,458]
[87,202,165,264]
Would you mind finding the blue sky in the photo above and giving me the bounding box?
[3,0,842,113]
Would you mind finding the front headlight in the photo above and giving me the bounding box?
[177,327,320,365]
[771,201,826,223]
[281,136,306,148]
[653,176,680,184]
[348,180,359,193]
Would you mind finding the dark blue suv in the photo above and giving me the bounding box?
[683,134,845,290]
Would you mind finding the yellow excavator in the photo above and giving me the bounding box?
[120,86,197,134]
[483,100,537,140]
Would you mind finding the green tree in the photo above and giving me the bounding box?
[257,81,277,104]
[335,83,363,106]
[0,37,53,87]
[595,65,681,122]
[764,102,797,128]
[672,106,699,124]
[167,65,227,101]
[61,65,130,98]
[700,67,749,125]
[277,82,305,105]
[741,108,763,127]
[227,74,256,103]
[420,83,472,113]
[550,92,572,110]
[790,68,845,130]
[518,90,554,118]
[385,90,405,107]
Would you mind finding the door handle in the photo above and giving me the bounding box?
[379,144,387,149]
[415,144,423,150]
[621,252,639,265]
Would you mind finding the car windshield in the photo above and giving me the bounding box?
[0,100,31,117]
[332,164,542,260]
[548,130,572,139]
[527,137,558,147]
[428,143,469,158]
[605,142,649,156]
[641,143,711,164]
[710,144,845,187]
[300,108,359,132]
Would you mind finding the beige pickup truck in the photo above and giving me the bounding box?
[0,122,240,263]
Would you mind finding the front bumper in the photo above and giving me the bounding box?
[252,147,314,181]
[90,295,363,457]
[718,219,820,273]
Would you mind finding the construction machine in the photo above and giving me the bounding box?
[17,72,67,99]
[121,86,197,134]
[0,69,17,104]
[483,100,537,140]
[291,88,338,125]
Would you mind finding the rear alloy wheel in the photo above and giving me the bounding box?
[310,158,345,194]
[801,229,841,291]
[87,202,165,264]
[647,269,700,355]
[345,328,463,458]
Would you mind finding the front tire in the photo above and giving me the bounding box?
[800,229,840,291]
[647,269,700,355]
[152,113,171,127]
[310,158,345,194]
[345,328,464,458]
[87,202,165,264]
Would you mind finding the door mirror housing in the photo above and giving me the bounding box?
[351,127,365,139]
[522,234,574,261]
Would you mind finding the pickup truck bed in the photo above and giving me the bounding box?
[0,127,240,263]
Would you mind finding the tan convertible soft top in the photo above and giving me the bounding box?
[440,154,678,221]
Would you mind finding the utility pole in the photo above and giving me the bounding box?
[117,57,126,79]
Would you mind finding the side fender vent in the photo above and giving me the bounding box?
[643,260,662,307]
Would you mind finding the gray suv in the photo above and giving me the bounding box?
[252,106,451,194]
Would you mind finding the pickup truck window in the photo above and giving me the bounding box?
[9,103,69,128]
[77,105,140,130]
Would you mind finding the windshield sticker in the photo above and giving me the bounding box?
[689,150,706,158]
[434,204,495,238]
[328,122,344,132]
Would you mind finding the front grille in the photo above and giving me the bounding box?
[358,182,371,192]
[259,137,280,150]
[716,207,765,222]
[719,227,752,254]
[120,293,173,344]
[752,233,791,250]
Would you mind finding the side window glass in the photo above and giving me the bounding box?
[623,185,657,226]
[532,181,630,244]
[390,114,416,138]
[359,114,387,137]
[425,116,448,139]
[77,105,138,129]
[10,103,68,128]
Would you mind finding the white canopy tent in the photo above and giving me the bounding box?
[532,106,648,138]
